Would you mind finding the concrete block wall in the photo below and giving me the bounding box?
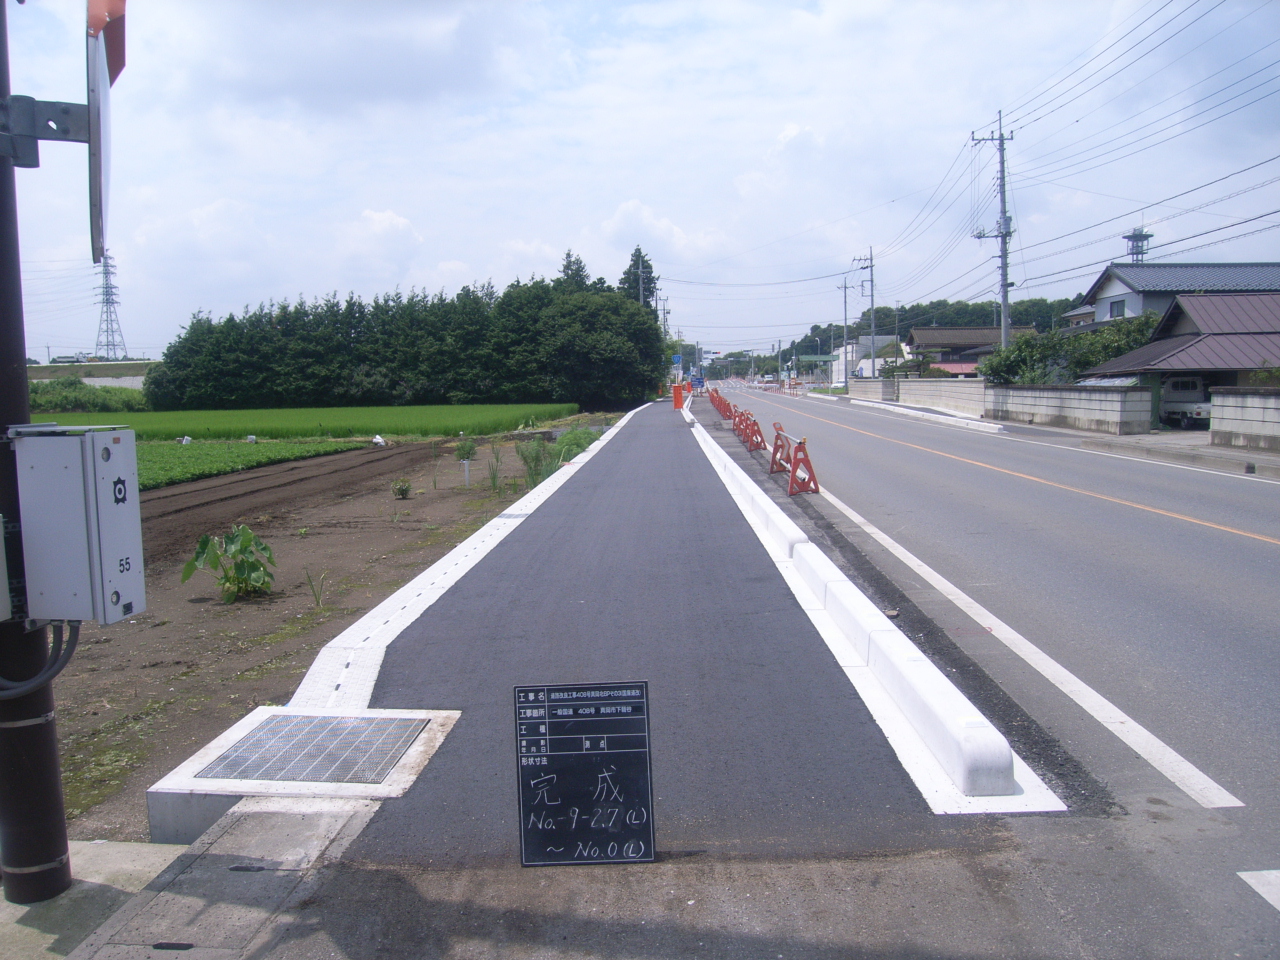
[1210,387,1280,453]
[897,379,986,418]
[986,384,1152,435]
[847,379,898,402]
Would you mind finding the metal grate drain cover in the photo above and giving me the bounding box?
[196,714,428,784]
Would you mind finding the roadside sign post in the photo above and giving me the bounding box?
[0,0,127,903]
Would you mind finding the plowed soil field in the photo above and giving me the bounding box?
[58,438,541,841]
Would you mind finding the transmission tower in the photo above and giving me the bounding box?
[94,251,127,360]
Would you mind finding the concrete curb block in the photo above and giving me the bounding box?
[866,629,1015,796]
[690,415,1016,798]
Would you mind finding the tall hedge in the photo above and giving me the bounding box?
[144,262,665,411]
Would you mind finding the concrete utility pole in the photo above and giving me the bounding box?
[0,1,73,904]
[855,249,876,377]
[839,277,849,384]
[973,111,1014,348]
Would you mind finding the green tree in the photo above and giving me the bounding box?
[618,246,658,307]
[978,311,1158,384]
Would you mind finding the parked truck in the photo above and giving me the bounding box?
[1160,376,1211,429]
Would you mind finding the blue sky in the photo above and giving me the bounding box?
[10,0,1280,360]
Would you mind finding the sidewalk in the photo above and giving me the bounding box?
[1077,429,1280,479]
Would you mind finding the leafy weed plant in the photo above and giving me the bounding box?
[182,525,277,602]
[391,478,411,499]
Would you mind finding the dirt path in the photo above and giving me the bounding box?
[57,437,537,842]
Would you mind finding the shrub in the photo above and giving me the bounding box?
[455,439,477,461]
[554,427,600,462]
[391,478,411,499]
[29,376,149,413]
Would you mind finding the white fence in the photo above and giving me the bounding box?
[984,385,1152,434]
[1210,388,1280,453]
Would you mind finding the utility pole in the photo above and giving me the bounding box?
[855,249,876,377]
[0,1,73,904]
[973,111,1014,348]
[839,277,849,385]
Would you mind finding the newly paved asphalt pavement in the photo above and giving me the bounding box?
[354,402,977,865]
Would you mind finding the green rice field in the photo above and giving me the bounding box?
[137,441,364,491]
[45,403,578,442]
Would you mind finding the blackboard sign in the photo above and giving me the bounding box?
[514,681,654,866]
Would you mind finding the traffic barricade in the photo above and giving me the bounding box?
[769,422,820,495]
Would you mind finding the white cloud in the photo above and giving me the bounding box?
[8,0,1280,357]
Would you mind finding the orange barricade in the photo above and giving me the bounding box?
[788,438,820,495]
[769,422,791,474]
[744,417,767,452]
[672,383,683,409]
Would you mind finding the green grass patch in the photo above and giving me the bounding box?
[138,440,364,490]
[61,698,177,819]
[45,403,578,441]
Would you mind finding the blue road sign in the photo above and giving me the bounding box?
[672,354,682,364]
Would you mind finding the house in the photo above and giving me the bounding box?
[1061,304,1095,327]
[1079,262,1280,324]
[1083,293,1280,387]
[905,326,1036,377]
[833,335,898,381]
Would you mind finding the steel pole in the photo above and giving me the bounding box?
[0,0,73,905]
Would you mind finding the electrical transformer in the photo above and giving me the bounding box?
[11,424,146,625]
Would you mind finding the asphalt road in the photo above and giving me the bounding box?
[252,401,1260,960]
[718,385,1280,952]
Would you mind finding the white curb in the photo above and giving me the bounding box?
[688,405,1062,813]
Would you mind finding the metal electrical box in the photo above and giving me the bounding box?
[12,425,146,625]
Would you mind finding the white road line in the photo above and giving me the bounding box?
[819,487,1245,810]
[1239,871,1280,912]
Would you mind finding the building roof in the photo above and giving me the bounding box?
[1084,262,1280,304]
[906,326,1036,347]
[1059,319,1114,337]
[1084,293,1280,375]
[1062,304,1094,320]
[1152,292,1280,337]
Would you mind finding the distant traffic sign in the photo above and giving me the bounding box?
[672,354,682,364]
[798,355,839,362]
[691,376,705,389]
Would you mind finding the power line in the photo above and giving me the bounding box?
[1011,0,1232,131]
[662,269,852,287]
[991,0,1181,124]
[1017,16,1278,157]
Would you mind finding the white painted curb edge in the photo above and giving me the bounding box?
[688,409,1063,814]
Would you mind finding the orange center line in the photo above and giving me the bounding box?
[739,392,1280,548]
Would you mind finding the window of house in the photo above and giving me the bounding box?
[1109,300,1127,318]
